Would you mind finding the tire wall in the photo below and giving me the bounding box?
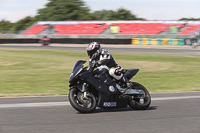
[184,38,200,45]
[132,38,185,45]
[0,38,188,45]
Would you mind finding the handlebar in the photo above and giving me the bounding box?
[89,62,95,72]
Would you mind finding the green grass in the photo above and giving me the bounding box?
[0,48,200,97]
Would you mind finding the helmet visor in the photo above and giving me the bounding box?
[87,50,95,58]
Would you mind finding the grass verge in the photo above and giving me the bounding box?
[0,48,200,96]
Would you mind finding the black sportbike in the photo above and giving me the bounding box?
[68,60,151,113]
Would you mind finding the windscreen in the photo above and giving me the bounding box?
[72,60,86,73]
[69,60,86,82]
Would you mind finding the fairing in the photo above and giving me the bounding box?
[69,60,86,83]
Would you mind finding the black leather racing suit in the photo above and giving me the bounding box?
[90,48,125,81]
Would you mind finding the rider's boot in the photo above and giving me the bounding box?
[120,77,133,94]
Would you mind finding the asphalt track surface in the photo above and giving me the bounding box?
[0,44,200,133]
[0,92,200,133]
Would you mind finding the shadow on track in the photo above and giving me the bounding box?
[76,106,158,114]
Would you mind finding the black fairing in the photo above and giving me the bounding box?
[79,71,128,108]
[124,69,139,80]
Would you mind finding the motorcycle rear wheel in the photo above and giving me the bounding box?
[129,82,151,110]
[69,88,96,113]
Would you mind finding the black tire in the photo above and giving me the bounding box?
[129,82,151,110]
[69,88,96,113]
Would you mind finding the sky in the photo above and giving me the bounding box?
[0,0,200,22]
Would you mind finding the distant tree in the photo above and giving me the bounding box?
[94,10,115,20]
[94,8,145,20]
[0,20,14,33]
[12,16,36,33]
[115,8,137,20]
[179,18,200,21]
[36,0,97,21]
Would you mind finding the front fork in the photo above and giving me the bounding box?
[81,83,88,100]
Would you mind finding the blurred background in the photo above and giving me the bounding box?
[1,1,200,133]
[0,0,200,96]
[0,0,200,45]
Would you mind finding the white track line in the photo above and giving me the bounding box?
[0,95,67,99]
[0,102,70,108]
[1,91,200,99]
[0,95,200,108]
[152,95,200,101]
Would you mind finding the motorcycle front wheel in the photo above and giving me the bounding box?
[129,82,151,110]
[69,88,96,113]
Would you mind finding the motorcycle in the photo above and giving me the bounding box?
[68,60,151,113]
[39,36,50,46]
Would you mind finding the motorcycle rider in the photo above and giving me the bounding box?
[86,42,133,93]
